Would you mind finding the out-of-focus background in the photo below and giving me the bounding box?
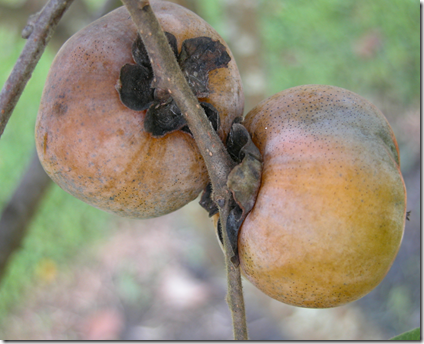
[0,0,419,340]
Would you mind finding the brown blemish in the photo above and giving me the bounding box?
[43,132,48,154]
[53,102,68,116]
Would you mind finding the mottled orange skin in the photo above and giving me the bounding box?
[35,2,244,219]
[240,85,406,308]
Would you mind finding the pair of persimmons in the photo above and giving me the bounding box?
[35,1,406,309]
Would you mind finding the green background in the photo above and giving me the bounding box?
[0,0,419,340]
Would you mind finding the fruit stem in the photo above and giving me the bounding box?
[121,0,249,340]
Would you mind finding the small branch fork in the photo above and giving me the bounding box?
[0,0,248,338]
[0,0,75,139]
[121,0,248,340]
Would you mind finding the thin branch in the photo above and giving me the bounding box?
[0,150,52,281]
[122,0,234,193]
[121,0,248,339]
[0,0,75,139]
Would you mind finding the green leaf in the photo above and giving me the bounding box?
[391,328,421,341]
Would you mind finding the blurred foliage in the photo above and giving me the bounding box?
[391,327,421,341]
[0,0,419,338]
[0,0,26,7]
[200,0,419,108]
[260,0,419,105]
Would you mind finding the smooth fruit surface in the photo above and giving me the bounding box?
[35,2,243,219]
[239,85,406,308]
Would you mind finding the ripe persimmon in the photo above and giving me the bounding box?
[35,2,243,219]
[239,85,406,308]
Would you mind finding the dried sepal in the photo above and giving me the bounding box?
[226,123,262,218]
[118,32,230,137]
[179,37,231,98]
[117,63,154,111]
[144,99,186,137]
[199,182,219,217]
[199,121,263,266]
[132,34,151,68]
[165,32,178,59]
[181,102,220,135]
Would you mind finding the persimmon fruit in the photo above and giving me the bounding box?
[238,85,406,308]
[35,2,244,219]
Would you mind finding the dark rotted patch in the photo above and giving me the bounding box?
[117,32,230,137]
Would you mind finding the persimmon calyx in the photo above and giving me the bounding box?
[200,120,263,266]
[117,32,230,137]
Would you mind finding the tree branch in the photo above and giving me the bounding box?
[121,0,248,339]
[0,150,52,281]
[0,0,74,139]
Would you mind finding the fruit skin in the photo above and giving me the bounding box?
[35,2,244,219]
[239,85,406,308]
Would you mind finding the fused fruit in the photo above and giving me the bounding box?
[239,85,406,308]
[35,2,244,219]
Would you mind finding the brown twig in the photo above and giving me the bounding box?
[0,0,74,139]
[121,0,248,339]
[0,151,52,281]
